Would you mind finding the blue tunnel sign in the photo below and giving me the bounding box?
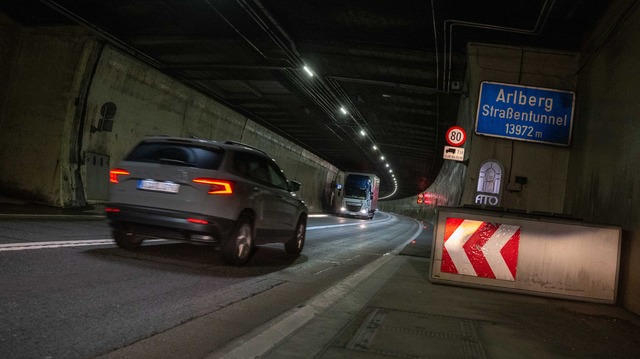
[475,82,575,146]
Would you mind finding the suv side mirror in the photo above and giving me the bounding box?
[288,180,301,192]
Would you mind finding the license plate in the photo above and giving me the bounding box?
[138,180,180,193]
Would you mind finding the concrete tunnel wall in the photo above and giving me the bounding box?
[0,18,98,207]
[564,1,640,315]
[0,14,339,212]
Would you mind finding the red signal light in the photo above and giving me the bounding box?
[423,192,434,205]
[109,168,130,183]
[187,218,209,225]
[192,178,234,195]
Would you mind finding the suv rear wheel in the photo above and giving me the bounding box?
[113,230,144,250]
[285,218,306,254]
[223,216,254,265]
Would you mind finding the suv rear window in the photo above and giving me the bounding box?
[125,142,223,170]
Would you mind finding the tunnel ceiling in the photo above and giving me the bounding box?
[0,0,610,199]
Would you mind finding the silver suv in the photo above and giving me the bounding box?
[105,137,308,265]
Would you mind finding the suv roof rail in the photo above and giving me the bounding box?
[224,141,268,155]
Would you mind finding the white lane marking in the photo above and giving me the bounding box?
[0,215,394,252]
[0,239,166,252]
[0,214,104,219]
[306,214,393,230]
[211,217,423,359]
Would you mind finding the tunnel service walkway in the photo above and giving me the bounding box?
[210,250,640,359]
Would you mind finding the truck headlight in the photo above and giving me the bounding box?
[340,207,347,212]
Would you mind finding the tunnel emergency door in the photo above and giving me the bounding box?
[86,152,110,201]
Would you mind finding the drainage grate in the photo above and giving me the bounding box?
[346,308,486,358]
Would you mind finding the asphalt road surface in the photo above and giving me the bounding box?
[0,212,424,359]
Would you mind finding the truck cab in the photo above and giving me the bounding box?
[336,172,380,219]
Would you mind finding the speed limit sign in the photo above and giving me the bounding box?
[446,126,466,147]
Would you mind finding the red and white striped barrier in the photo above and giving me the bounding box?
[441,218,521,281]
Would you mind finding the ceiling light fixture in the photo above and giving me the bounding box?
[303,66,314,77]
[359,129,366,136]
[372,145,377,150]
[340,106,348,115]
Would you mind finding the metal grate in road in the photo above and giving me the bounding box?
[346,307,486,358]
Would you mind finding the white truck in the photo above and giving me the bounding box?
[336,172,380,220]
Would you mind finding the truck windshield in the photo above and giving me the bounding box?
[344,174,371,199]
[345,187,367,199]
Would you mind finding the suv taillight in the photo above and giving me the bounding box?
[192,178,233,195]
[110,168,130,183]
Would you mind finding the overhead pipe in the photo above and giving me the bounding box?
[325,78,371,133]
[201,0,351,144]
[430,0,440,91]
[237,1,369,123]
[39,0,162,67]
[239,0,396,181]
[325,83,400,183]
[218,0,397,190]
[240,0,377,158]
[287,71,393,183]
[327,76,442,94]
[165,64,293,71]
[242,0,302,63]
[283,70,339,120]
[285,72,391,180]
[232,0,353,123]
[204,0,270,63]
[202,0,355,145]
[441,0,555,92]
[39,0,285,119]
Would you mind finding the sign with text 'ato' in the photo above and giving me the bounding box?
[475,82,575,146]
